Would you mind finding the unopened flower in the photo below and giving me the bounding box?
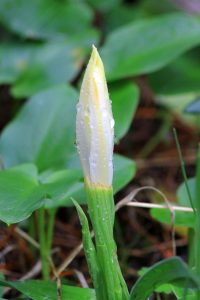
[76,46,114,187]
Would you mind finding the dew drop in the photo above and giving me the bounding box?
[110,119,115,129]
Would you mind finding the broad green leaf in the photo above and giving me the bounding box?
[113,154,136,194]
[0,85,78,171]
[151,178,195,228]
[0,0,93,40]
[150,207,195,228]
[0,154,136,224]
[0,32,98,97]
[0,165,43,224]
[41,169,84,209]
[110,82,139,141]
[101,13,200,80]
[130,257,200,300]
[0,280,96,300]
[149,53,200,96]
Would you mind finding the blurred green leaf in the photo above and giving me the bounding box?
[130,257,200,300]
[173,286,196,299]
[177,177,195,207]
[151,177,195,228]
[0,164,43,224]
[0,153,136,224]
[150,207,195,228]
[0,280,96,300]
[41,169,84,209]
[110,82,139,141]
[101,13,200,80]
[113,154,136,194]
[0,32,98,97]
[0,0,93,40]
[87,0,121,12]
[0,85,78,170]
[104,4,145,33]
[149,52,200,96]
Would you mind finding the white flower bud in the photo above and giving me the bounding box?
[76,46,114,187]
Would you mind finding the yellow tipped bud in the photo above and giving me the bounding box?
[76,46,114,187]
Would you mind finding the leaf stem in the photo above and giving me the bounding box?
[38,207,49,280]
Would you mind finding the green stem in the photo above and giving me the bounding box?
[28,214,35,254]
[173,128,195,213]
[47,208,56,253]
[38,207,49,280]
[86,183,129,300]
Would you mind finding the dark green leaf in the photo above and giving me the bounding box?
[130,257,200,300]
[0,85,78,171]
[110,82,139,141]
[0,0,93,40]
[0,280,96,300]
[101,13,200,80]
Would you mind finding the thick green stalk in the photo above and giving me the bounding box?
[38,207,49,280]
[46,208,56,253]
[86,182,129,300]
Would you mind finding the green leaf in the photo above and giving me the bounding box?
[101,13,200,80]
[149,53,200,96]
[73,200,102,299]
[0,280,96,300]
[0,164,43,224]
[48,153,136,206]
[0,33,98,97]
[0,85,78,171]
[87,0,121,12]
[0,0,93,40]
[177,178,195,208]
[130,257,200,300]
[150,207,195,228]
[113,154,136,194]
[110,82,139,141]
[173,286,196,300]
[0,274,5,297]
[41,169,84,209]
[151,177,196,228]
